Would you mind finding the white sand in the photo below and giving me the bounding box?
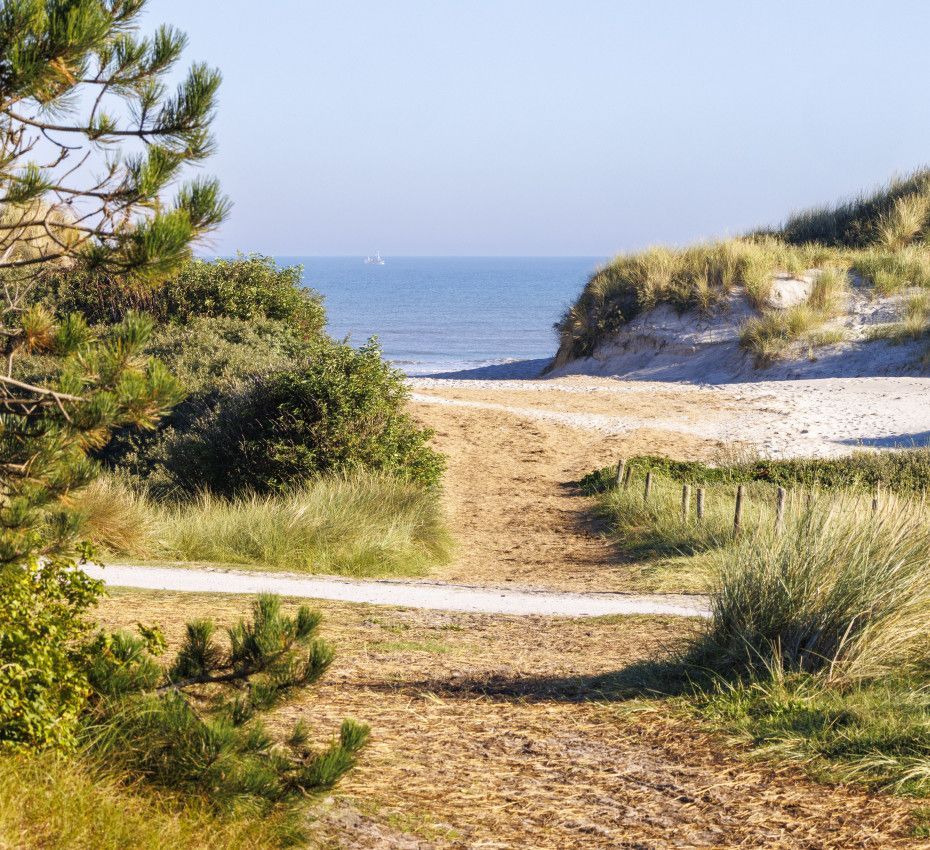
[84,563,709,618]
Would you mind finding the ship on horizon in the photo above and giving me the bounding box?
[364,251,385,265]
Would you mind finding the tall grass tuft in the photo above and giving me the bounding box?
[76,474,452,577]
[698,494,930,683]
[0,751,282,849]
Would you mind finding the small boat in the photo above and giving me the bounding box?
[364,251,385,265]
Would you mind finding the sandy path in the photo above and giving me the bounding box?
[410,391,723,592]
[413,374,930,458]
[85,563,709,618]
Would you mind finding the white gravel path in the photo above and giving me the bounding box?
[85,563,710,619]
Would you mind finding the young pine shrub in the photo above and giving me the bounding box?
[85,595,368,839]
[697,494,930,683]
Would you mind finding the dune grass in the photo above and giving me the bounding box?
[77,473,452,577]
[739,266,848,362]
[591,452,930,794]
[555,169,930,366]
[0,751,283,849]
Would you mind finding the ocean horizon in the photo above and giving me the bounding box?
[278,256,603,376]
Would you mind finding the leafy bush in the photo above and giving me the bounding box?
[159,255,325,335]
[97,316,310,488]
[43,255,325,338]
[165,339,444,495]
[0,559,102,751]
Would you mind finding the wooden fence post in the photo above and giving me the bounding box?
[644,470,653,502]
[614,458,626,488]
[775,486,785,532]
[696,487,705,522]
[622,464,632,490]
[734,485,745,534]
[872,483,880,514]
[682,484,691,521]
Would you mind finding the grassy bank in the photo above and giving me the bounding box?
[77,474,452,577]
[685,500,930,796]
[555,170,930,366]
[0,752,283,850]
[589,449,930,798]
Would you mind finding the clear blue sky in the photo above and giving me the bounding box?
[148,0,930,257]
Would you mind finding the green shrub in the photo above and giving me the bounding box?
[43,255,325,337]
[165,339,444,495]
[159,255,325,335]
[83,595,368,843]
[0,558,102,751]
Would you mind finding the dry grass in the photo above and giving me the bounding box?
[76,473,452,578]
[89,589,923,849]
[739,267,848,363]
[0,751,280,850]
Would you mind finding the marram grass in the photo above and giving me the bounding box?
[0,751,283,850]
[77,473,452,577]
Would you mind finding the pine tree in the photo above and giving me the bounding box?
[0,0,226,748]
[86,594,369,839]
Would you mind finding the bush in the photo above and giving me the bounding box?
[0,558,102,750]
[166,339,444,495]
[97,316,310,488]
[43,255,325,337]
[84,595,368,836]
[159,255,325,335]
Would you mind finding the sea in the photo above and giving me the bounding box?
[278,256,603,377]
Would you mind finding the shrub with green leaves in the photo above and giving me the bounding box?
[40,255,325,337]
[165,339,444,495]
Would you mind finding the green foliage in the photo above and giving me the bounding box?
[159,255,325,334]
[96,316,310,488]
[165,339,444,496]
[85,595,369,835]
[582,447,930,497]
[40,256,325,335]
[0,557,102,750]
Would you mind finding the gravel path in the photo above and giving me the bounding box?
[85,563,710,618]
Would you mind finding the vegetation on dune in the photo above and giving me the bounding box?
[555,169,930,366]
[78,473,452,577]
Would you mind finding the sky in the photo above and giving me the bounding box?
[147,0,930,257]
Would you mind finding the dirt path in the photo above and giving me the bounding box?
[98,591,925,849]
[410,382,726,592]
